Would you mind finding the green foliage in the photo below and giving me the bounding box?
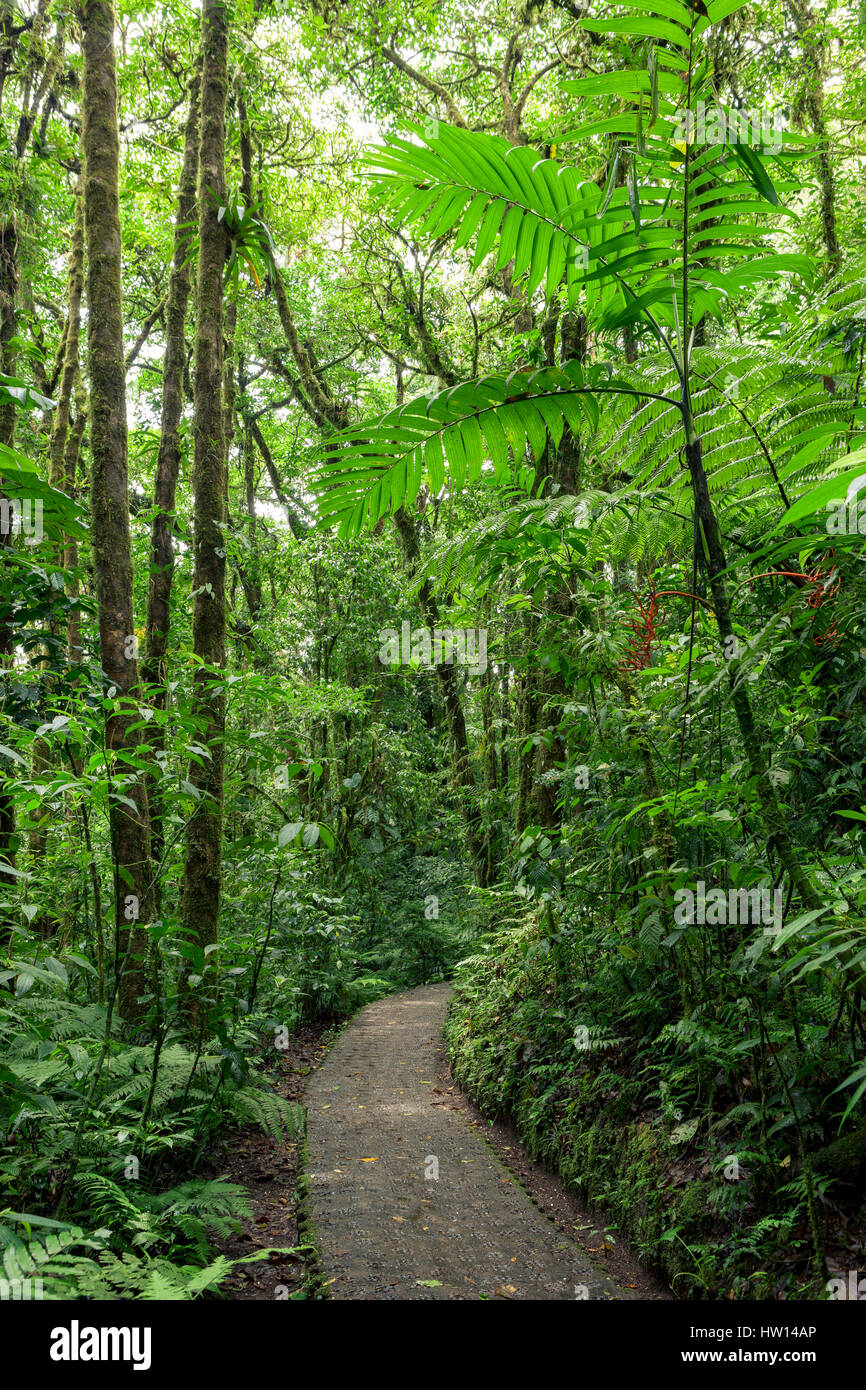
[446,917,841,1299]
[3,0,866,1307]
[0,1199,295,1300]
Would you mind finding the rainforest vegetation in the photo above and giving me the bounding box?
[1,0,866,1305]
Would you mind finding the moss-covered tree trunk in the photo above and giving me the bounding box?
[28,180,85,871]
[785,0,840,276]
[0,211,18,948]
[63,375,86,664]
[181,0,229,983]
[48,184,84,494]
[1,3,66,934]
[141,56,201,894]
[81,0,153,1020]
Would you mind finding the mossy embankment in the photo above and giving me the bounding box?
[445,922,852,1301]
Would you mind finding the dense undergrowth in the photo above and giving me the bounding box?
[0,837,480,1299]
[448,904,866,1301]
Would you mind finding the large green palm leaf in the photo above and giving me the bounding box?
[313,0,822,537]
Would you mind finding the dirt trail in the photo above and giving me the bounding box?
[306,983,635,1301]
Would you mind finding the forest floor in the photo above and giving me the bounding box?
[205,984,669,1300]
[200,1018,335,1300]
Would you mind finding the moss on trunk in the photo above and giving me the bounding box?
[141,56,202,893]
[82,0,153,1021]
[181,0,230,977]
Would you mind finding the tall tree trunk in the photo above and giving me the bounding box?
[786,0,841,276]
[141,56,201,893]
[81,0,154,1020]
[28,180,85,871]
[0,211,18,948]
[64,376,86,663]
[181,0,229,986]
[0,2,60,940]
[240,404,262,620]
[48,184,84,494]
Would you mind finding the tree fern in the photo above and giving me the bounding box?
[227,1086,303,1141]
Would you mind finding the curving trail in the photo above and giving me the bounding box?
[305,983,634,1301]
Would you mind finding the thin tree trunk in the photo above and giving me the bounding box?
[48,184,84,493]
[181,0,230,986]
[0,4,60,939]
[248,415,306,537]
[64,376,86,663]
[684,426,820,909]
[81,0,154,1021]
[28,180,85,870]
[0,211,17,947]
[241,407,262,620]
[515,667,538,839]
[141,56,201,892]
[786,0,840,276]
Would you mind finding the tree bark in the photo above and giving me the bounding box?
[181,0,230,980]
[141,56,202,893]
[48,183,84,494]
[81,0,154,1020]
[27,180,85,872]
[785,0,840,276]
[0,211,17,947]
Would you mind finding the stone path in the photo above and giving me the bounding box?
[306,983,634,1300]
